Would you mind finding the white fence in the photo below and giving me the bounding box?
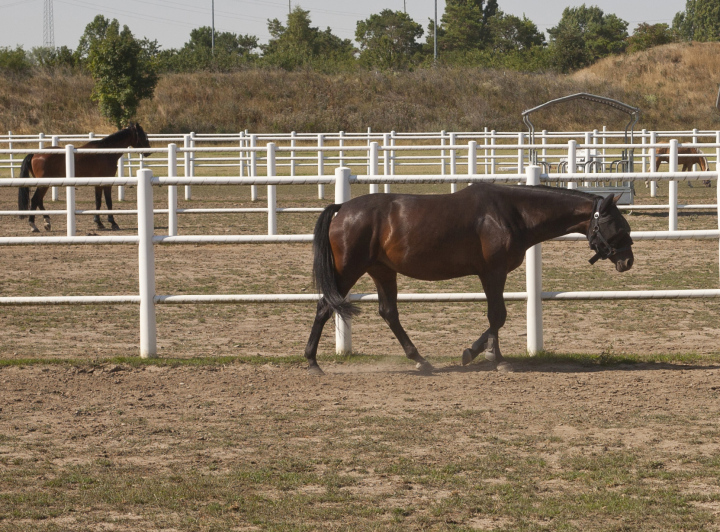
[1,135,720,358]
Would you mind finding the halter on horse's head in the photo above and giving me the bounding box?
[127,122,152,157]
[587,194,634,272]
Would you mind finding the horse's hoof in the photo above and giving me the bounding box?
[29,225,39,233]
[111,224,120,231]
[415,360,434,372]
[462,348,476,365]
[44,223,51,231]
[496,361,514,373]
[307,365,324,376]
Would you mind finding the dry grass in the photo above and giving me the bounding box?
[3,42,720,135]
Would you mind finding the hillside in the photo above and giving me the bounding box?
[1,42,719,135]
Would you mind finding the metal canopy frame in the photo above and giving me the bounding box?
[522,93,641,168]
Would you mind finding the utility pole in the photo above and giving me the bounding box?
[434,0,437,62]
[43,0,54,49]
[211,0,215,55]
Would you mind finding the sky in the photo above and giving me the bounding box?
[0,0,685,51]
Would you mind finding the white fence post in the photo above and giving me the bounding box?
[369,142,379,193]
[250,134,258,202]
[650,131,658,197]
[468,140,477,176]
[168,143,178,237]
[525,165,543,355]
[490,130,496,174]
[186,132,195,200]
[567,140,577,189]
[441,130,447,175]
[267,143,277,236]
[290,131,296,177]
[65,145,76,237]
[317,134,325,199]
[183,134,193,201]
[137,168,157,359]
[450,132,458,193]
[117,152,126,202]
[517,132,525,175]
[338,130,345,168]
[541,130,548,169]
[383,133,391,193]
[716,131,720,286]
[51,136,60,201]
[669,139,679,231]
[8,131,14,178]
[334,167,352,355]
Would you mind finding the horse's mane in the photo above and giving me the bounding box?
[92,126,134,147]
[531,184,600,201]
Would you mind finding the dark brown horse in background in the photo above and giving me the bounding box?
[305,184,634,375]
[18,123,151,232]
[654,143,711,187]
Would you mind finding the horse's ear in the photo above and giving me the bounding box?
[613,194,622,204]
[600,194,614,211]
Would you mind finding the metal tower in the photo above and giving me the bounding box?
[43,0,55,48]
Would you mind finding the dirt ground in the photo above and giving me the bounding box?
[1,180,720,529]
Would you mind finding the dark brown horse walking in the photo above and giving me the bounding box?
[305,184,634,375]
[655,143,711,187]
[18,123,151,232]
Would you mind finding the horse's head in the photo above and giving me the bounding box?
[128,122,152,157]
[587,194,634,272]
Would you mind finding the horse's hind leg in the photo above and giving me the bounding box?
[93,187,106,229]
[369,265,433,372]
[29,187,50,232]
[103,185,120,230]
[462,272,512,372]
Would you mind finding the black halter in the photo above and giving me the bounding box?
[587,197,633,265]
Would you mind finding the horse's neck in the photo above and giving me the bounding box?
[83,130,132,150]
[518,190,594,246]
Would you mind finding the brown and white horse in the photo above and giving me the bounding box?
[654,143,711,187]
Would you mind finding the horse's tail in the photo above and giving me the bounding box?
[699,153,709,171]
[17,154,34,219]
[312,204,359,320]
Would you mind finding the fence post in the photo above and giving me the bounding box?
[383,133,391,193]
[267,143,277,236]
[369,142,379,193]
[541,129,548,169]
[250,134,258,202]
[290,131,296,177]
[8,131,14,178]
[168,143,178,237]
[567,140,577,189]
[317,134,325,199]
[117,152,126,202]
[441,130,447,175]
[239,131,246,178]
[338,130,345,168]
[450,132,458,193]
[65,145,76,237]
[483,127,489,173]
[137,168,157,359]
[716,132,720,286]
[525,165,543,355]
[51,136,60,201]
[650,131,657,198]
[669,139,678,231]
[467,140,477,186]
[183,134,193,201]
[334,167,352,354]
[517,132,525,175]
[490,130,496,174]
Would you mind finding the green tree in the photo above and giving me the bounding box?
[428,0,499,52]
[262,7,355,71]
[0,46,32,74]
[626,23,675,53]
[548,5,628,72]
[160,27,258,72]
[31,46,76,69]
[674,0,720,41]
[484,11,545,53]
[355,9,423,69]
[82,17,159,128]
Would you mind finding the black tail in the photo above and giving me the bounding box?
[17,154,33,219]
[312,204,360,320]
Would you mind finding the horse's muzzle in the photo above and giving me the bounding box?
[615,256,633,272]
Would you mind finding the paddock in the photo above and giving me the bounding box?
[1,131,720,530]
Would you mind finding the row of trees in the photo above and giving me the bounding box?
[2,0,718,127]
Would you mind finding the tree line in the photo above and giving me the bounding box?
[1,0,718,128]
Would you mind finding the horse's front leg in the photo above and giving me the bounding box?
[93,187,105,229]
[103,185,120,230]
[462,272,513,372]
